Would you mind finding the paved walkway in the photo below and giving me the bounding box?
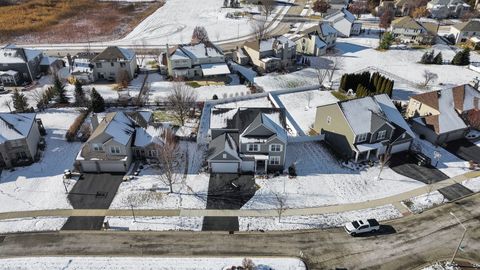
[0,171,479,220]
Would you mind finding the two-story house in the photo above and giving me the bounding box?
[427,0,470,19]
[91,46,137,82]
[0,113,43,168]
[324,8,362,37]
[292,22,337,57]
[0,44,43,84]
[243,36,297,73]
[449,20,480,44]
[208,108,288,174]
[76,111,164,173]
[406,84,480,144]
[163,41,230,79]
[390,16,438,45]
[313,94,415,162]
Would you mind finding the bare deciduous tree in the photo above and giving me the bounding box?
[303,91,314,108]
[251,19,268,40]
[315,66,329,89]
[155,128,182,194]
[326,55,344,82]
[167,82,197,126]
[259,0,276,20]
[377,153,391,180]
[274,192,287,222]
[191,26,210,44]
[134,39,148,68]
[2,99,12,112]
[421,70,438,87]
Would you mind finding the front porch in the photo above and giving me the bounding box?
[353,142,386,163]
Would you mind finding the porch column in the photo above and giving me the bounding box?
[354,151,359,163]
[366,150,371,160]
[264,159,267,173]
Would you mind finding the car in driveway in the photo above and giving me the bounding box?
[344,219,380,236]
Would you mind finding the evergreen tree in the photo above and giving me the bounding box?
[356,85,369,98]
[90,88,105,113]
[452,48,470,66]
[427,50,435,64]
[372,72,380,92]
[378,32,394,50]
[433,52,443,65]
[379,77,388,93]
[74,80,87,106]
[53,75,68,103]
[12,89,29,112]
[420,51,429,64]
[385,80,394,97]
[461,48,470,65]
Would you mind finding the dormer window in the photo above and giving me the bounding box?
[377,130,387,140]
[357,133,368,143]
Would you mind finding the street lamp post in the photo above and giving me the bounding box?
[450,212,467,264]
[131,204,137,223]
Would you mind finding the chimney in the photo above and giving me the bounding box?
[91,113,99,130]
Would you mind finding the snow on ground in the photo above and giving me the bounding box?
[214,96,273,109]
[0,76,53,112]
[240,204,401,231]
[463,177,480,193]
[0,217,67,234]
[276,90,339,133]
[243,142,424,209]
[110,142,209,209]
[402,191,448,214]
[105,216,203,231]
[413,138,470,178]
[0,257,307,270]
[254,68,320,92]
[115,0,290,45]
[421,261,461,270]
[0,108,81,213]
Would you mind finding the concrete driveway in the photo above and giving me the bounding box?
[62,173,124,230]
[203,173,256,232]
[438,183,474,201]
[444,139,480,163]
[389,153,449,184]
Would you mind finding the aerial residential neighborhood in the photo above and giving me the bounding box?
[1,0,480,269]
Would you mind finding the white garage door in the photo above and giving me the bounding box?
[390,142,411,154]
[211,162,239,173]
[80,161,98,172]
[99,162,126,172]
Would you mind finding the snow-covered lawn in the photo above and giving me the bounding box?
[413,138,470,178]
[240,204,401,231]
[0,257,307,270]
[105,216,203,231]
[255,68,321,92]
[110,142,209,209]
[276,90,339,133]
[243,142,424,209]
[0,108,81,213]
[402,191,448,214]
[421,262,461,270]
[0,217,67,234]
[463,177,480,193]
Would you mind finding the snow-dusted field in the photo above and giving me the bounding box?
[0,108,81,213]
[0,257,307,270]
[402,191,448,214]
[0,217,67,234]
[243,142,425,209]
[106,216,203,231]
[240,204,401,231]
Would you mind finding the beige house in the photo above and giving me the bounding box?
[427,0,470,19]
[406,84,480,144]
[0,113,42,168]
[291,22,337,57]
[76,111,164,173]
[313,95,414,162]
[91,46,137,82]
[390,16,438,44]
[243,36,296,73]
[449,20,480,44]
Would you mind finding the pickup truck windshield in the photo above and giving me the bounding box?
[352,221,360,228]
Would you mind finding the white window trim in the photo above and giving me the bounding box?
[269,144,282,152]
[93,144,103,151]
[247,144,260,152]
[269,156,281,165]
[110,146,120,154]
[357,133,368,143]
[377,130,387,140]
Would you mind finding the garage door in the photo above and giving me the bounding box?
[99,161,127,172]
[79,161,98,173]
[390,142,411,154]
[241,161,255,172]
[211,162,239,173]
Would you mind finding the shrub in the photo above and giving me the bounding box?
[378,32,394,50]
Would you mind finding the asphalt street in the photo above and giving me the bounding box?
[2,193,480,269]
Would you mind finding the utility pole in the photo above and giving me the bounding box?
[450,212,467,264]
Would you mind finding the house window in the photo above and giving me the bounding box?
[120,63,126,68]
[110,62,114,67]
[148,150,157,157]
[9,140,22,147]
[93,144,103,151]
[247,144,260,152]
[110,146,120,154]
[377,130,387,140]
[269,156,281,165]
[270,144,282,152]
[222,154,227,159]
[357,133,368,143]
[326,116,332,125]
[96,63,102,68]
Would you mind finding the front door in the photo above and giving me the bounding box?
[256,160,266,174]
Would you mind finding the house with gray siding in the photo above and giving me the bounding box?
[208,108,288,174]
[0,44,43,84]
[313,94,415,162]
[0,113,42,168]
[91,46,137,82]
[76,111,164,173]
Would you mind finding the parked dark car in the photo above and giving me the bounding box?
[412,151,431,166]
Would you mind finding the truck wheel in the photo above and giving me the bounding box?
[351,232,357,237]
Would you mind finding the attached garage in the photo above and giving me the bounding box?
[240,161,255,173]
[390,141,411,154]
[210,162,239,173]
[78,159,130,173]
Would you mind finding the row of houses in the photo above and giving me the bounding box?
[376,0,474,19]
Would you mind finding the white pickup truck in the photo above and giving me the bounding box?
[344,219,380,236]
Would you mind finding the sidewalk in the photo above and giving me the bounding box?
[0,171,478,220]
